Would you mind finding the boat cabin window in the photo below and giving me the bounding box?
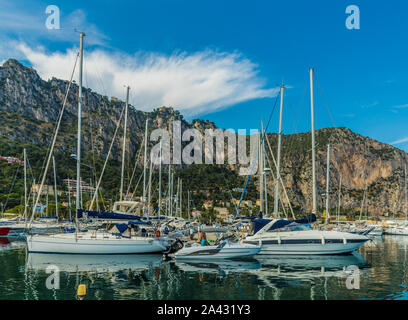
[268,223,313,232]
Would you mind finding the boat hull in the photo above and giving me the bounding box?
[27,234,168,254]
[244,230,369,255]
[175,243,260,260]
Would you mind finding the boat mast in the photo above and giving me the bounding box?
[52,155,58,219]
[168,164,171,216]
[325,144,330,224]
[188,190,190,221]
[147,157,153,216]
[259,131,263,214]
[158,141,162,217]
[23,148,27,222]
[143,119,148,214]
[180,179,182,218]
[261,121,268,216]
[68,177,72,221]
[76,32,85,223]
[309,68,317,214]
[120,86,130,201]
[337,177,342,224]
[405,163,407,221]
[274,85,284,218]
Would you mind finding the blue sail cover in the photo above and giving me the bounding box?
[253,214,317,234]
[77,209,141,220]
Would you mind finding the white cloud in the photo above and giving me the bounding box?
[361,101,379,109]
[392,103,408,109]
[17,44,277,117]
[390,137,408,145]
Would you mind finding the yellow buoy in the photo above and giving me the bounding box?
[77,284,86,300]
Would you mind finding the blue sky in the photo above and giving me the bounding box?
[1,0,408,151]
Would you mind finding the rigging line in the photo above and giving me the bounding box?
[35,52,81,189]
[315,74,336,128]
[89,101,126,210]
[130,171,144,200]
[232,91,281,221]
[1,153,22,214]
[264,132,296,219]
[126,143,143,196]
[27,52,79,230]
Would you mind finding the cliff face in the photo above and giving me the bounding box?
[266,128,408,216]
[0,59,407,216]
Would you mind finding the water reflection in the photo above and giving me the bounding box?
[2,236,408,299]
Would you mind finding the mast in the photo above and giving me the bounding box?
[309,68,317,214]
[263,140,268,216]
[180,179,182,218]
[76,32,85,223]
[23,148,27,221]
[259,131,263,214]
[147,157,153,216]
[337,177,342,224]
[261,121,268,216]
[158,141,162,217]
[325,144,330,224]
[405,163,407,221]
[170,171,174,216]
[176,178,180,216]
[143,119,148,214]
[52,155,58,219]
[168,164,171,216]
[188,190,190,221]
[274,85,284,217]
[120,86,130,201]
[68,177,72,221]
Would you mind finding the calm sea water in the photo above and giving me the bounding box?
[0,236,408,300]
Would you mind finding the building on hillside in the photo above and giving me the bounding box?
[63,179,95,196]
[31,184,63,196]
[0,156,24,166]
[203,200,213,209]
[214,207,230,222]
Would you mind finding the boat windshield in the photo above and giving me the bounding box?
[268,223,313,232]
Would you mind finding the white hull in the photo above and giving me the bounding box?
[244,230,368,255]
[175,242,260,260]
[27,253,162,272]
[385,227,408,236]
[27,232,168,254]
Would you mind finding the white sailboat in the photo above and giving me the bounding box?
[26,33,171,254]
[242,69,369,255]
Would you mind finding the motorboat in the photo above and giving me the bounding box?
[242,215,369,255]
[173,240,261,260]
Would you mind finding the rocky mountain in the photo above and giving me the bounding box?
[0,58,407,217]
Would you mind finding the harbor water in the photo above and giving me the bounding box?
[0,235,408,300]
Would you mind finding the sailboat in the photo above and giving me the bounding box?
[242,69,369,255]
[26,33,171,254]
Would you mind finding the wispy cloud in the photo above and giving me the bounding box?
[361,101,379,109]
[17,44,278,117]
[342,113,355,118]
[390,137,408,145]
[392,103,408,109]
[0,2,108,62]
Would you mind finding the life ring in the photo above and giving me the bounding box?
[155,230,161,238]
